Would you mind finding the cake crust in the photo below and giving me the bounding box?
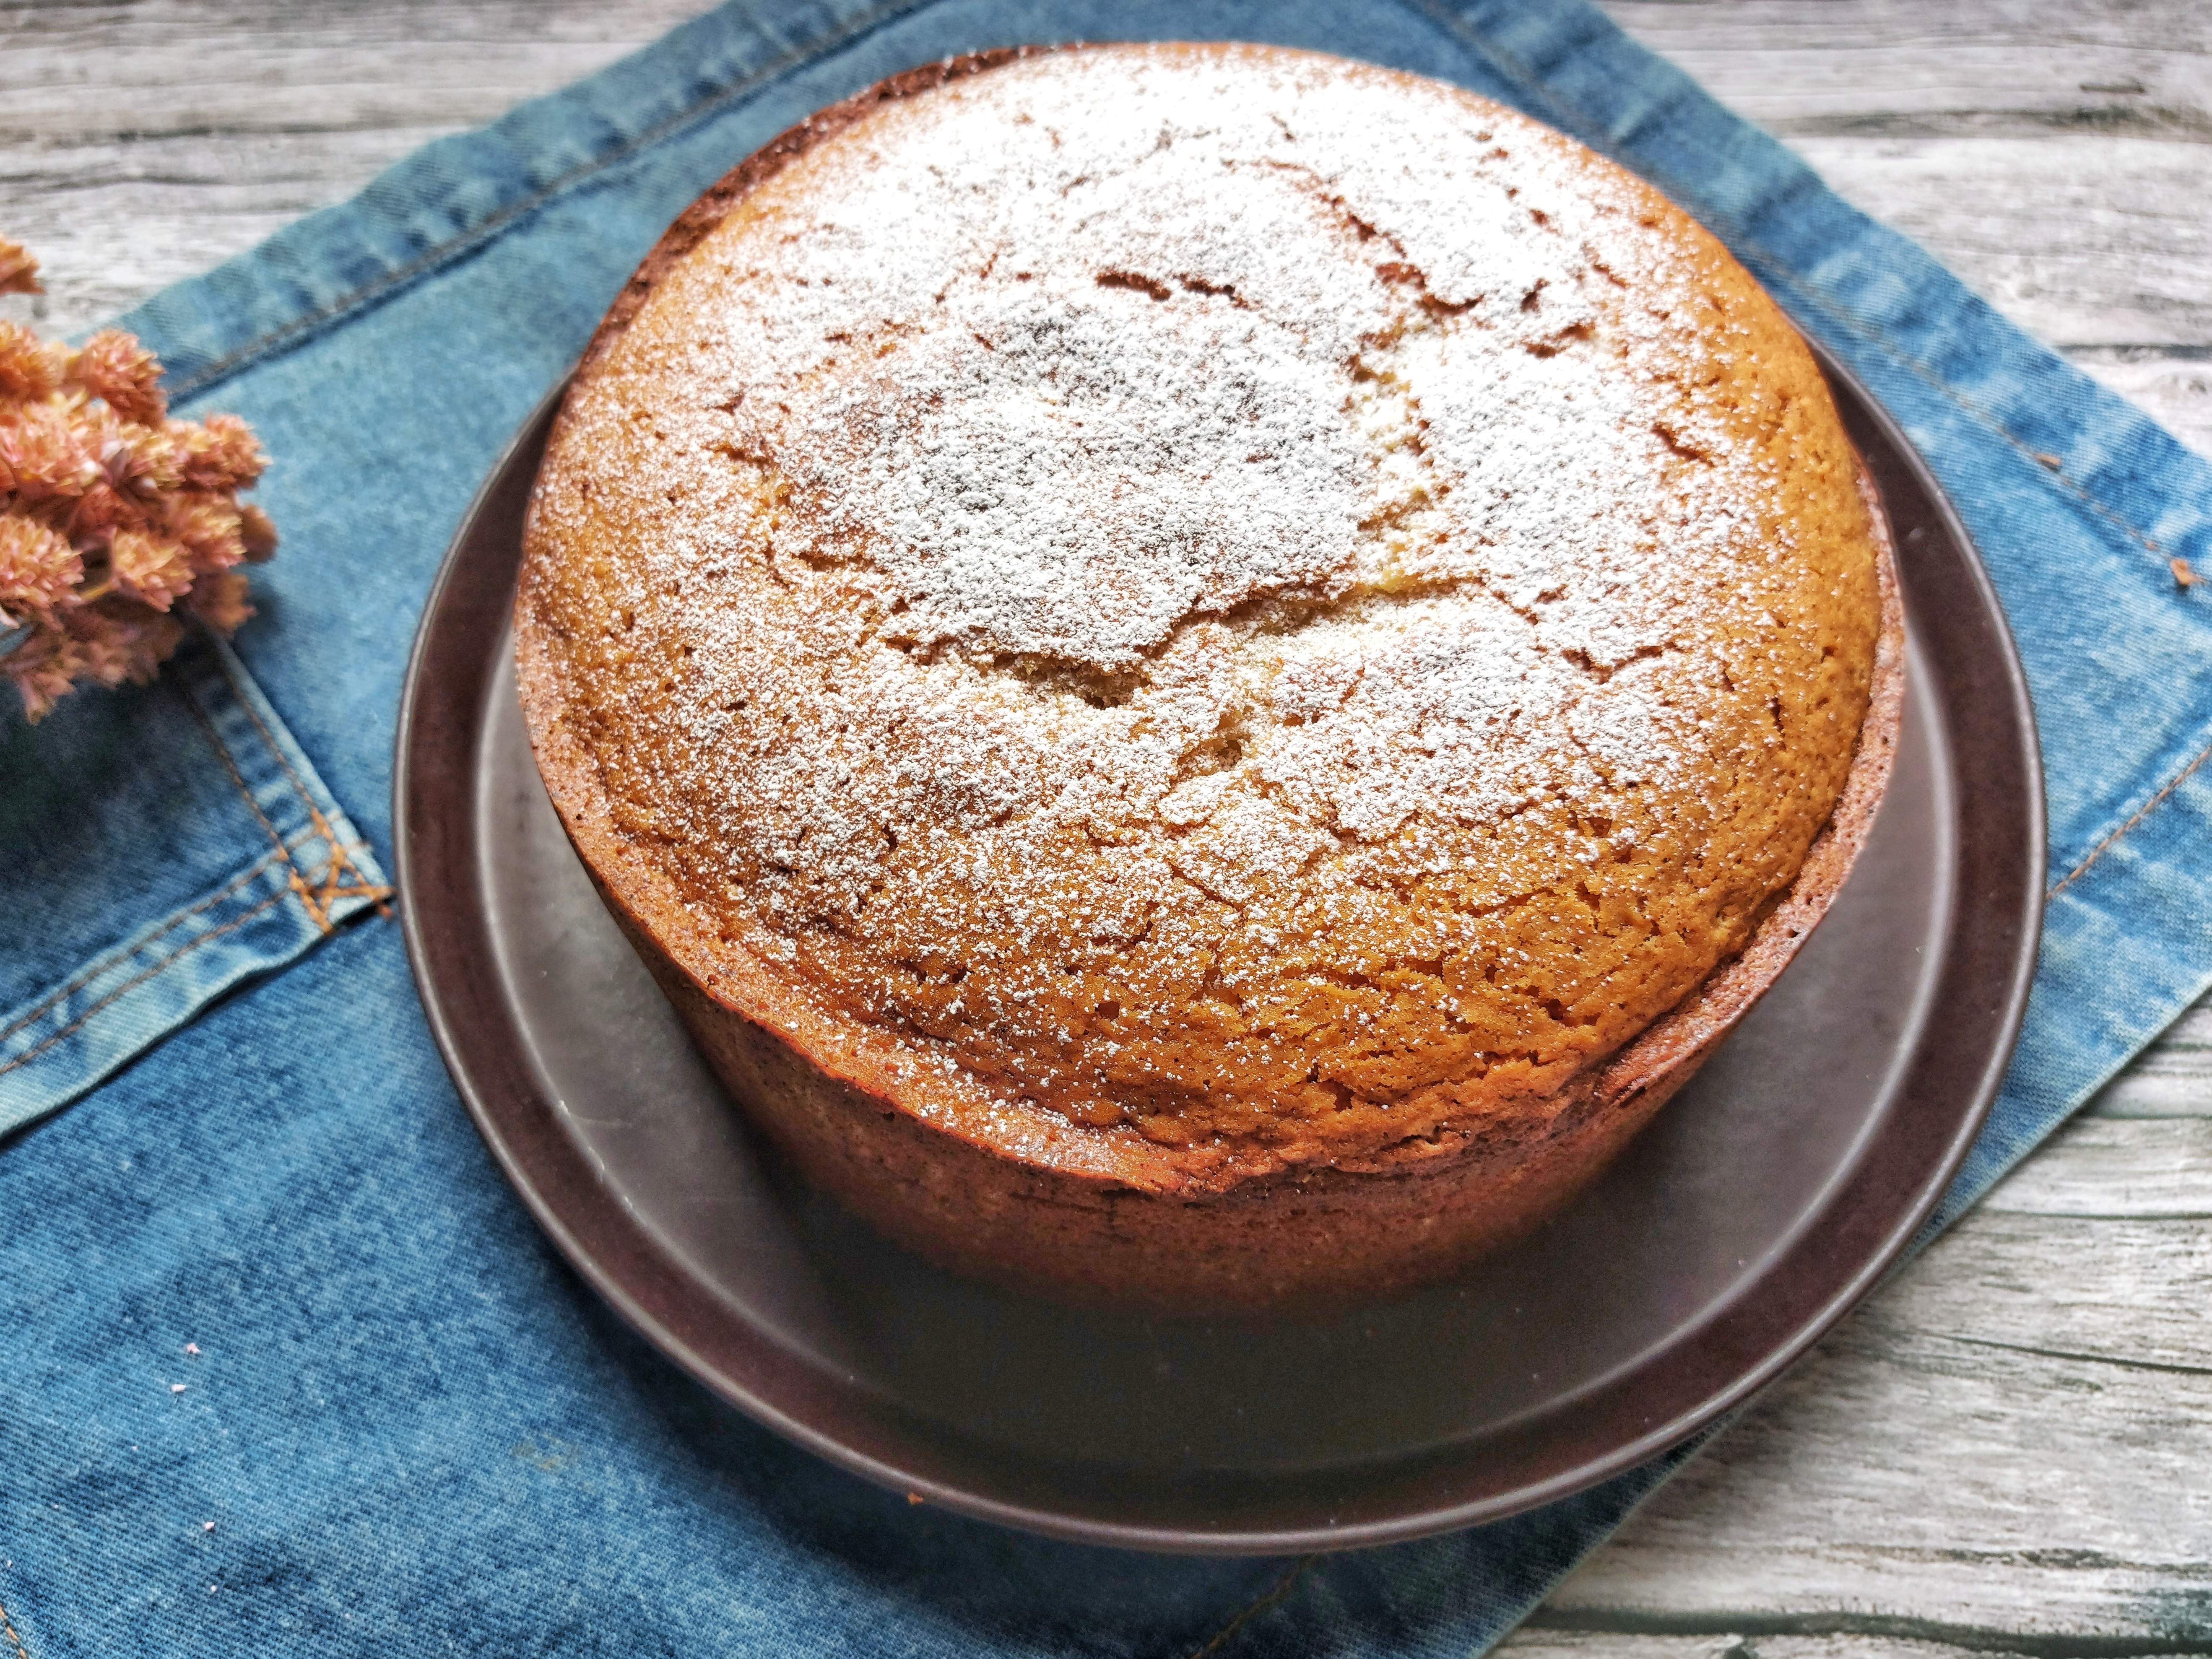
[516,44,1903,1308]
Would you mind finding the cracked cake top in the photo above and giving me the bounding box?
[516,42,1884,1188]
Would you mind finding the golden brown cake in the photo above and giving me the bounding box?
[515,43,1903,1311]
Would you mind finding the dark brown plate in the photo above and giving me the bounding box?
[394,343,2041,1554]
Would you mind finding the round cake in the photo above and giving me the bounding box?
[516,43,1903,1310]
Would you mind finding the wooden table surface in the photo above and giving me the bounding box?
[5,3,2207,1653]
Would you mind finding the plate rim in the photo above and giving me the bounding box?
[394,341,2044,1555]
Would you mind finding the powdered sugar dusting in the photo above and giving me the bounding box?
[532,45,1882,1156]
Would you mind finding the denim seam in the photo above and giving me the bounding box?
[177,681,329,930]
[2049,731,2212,899]
[0,1594,25,1659]
[1183,1557,1318,1659]
[0,842,294,1046]
[163,0,929,405]
[0,889,291,1080]
[203,641,389,919]
[173,659,390,932]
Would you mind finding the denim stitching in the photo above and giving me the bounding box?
[2049,732,2212,899]
[203,642,390,917]
[163,0,929,405]
[177,671,336,932]
[1182,1557,1317,1659]
[0,845,290,1047]
[0,1594,25,1659]
[0,890,290,1080]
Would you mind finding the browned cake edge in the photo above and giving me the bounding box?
[515,45,1908,1312]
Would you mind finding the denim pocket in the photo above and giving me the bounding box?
[0,630,387,1137]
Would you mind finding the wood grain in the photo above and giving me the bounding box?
[0,0,717,336]
[1,1,2208,1651]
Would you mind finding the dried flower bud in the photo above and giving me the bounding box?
[174,413,267,492]
[0,512,83,621]
[0,400,100,500]
[3,628,84,721]
[166,494,247,574]
[239,503,278,563]
[109,528,198,612]
[0,321,60,402]
[186,569,254,634]
[122,420,185,495]
[0,237,39,297]
[72,329,167,426]
[68,598,184,689]
[0,233,274,721]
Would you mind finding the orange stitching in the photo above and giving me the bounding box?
[1185,1557,1317,1659]
[202,641,388,919]
[7,649,394,1060]
[177,677,332,934]
[0,845,292,1046]
[2050,731,2212,898]
[0,1593,26,1659]
[0,891,290,1080]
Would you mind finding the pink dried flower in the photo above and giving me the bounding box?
[0,512,83,621]
[121,418,185,495]
[61,484,125,544]
[70,329,167,426]
[0,322,60,402]
[0,237,38,297]
[2,627,86,721]
[186,569,254,634]
[174,413,267,492]
[68,598,185,690]
[0,399,100,501]
[165,495,247,575]
[109,529,198,612]
[0,233,275,721]
[239,503,278,563]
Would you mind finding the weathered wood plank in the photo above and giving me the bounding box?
[1782,136,2212,351]
[1502,1632,2056,1658]
[0,128,460,335]
[2090,995,2212,1119]
[0,0,719,338]
[1862,1211,2212,1376]
[1600,0,2212,136]
[1978,1116,2212,1217]
[1539,1312,2212,1635]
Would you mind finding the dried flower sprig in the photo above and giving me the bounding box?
[0,236,276,721]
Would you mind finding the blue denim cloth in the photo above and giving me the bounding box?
[5,1,2212,1653]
